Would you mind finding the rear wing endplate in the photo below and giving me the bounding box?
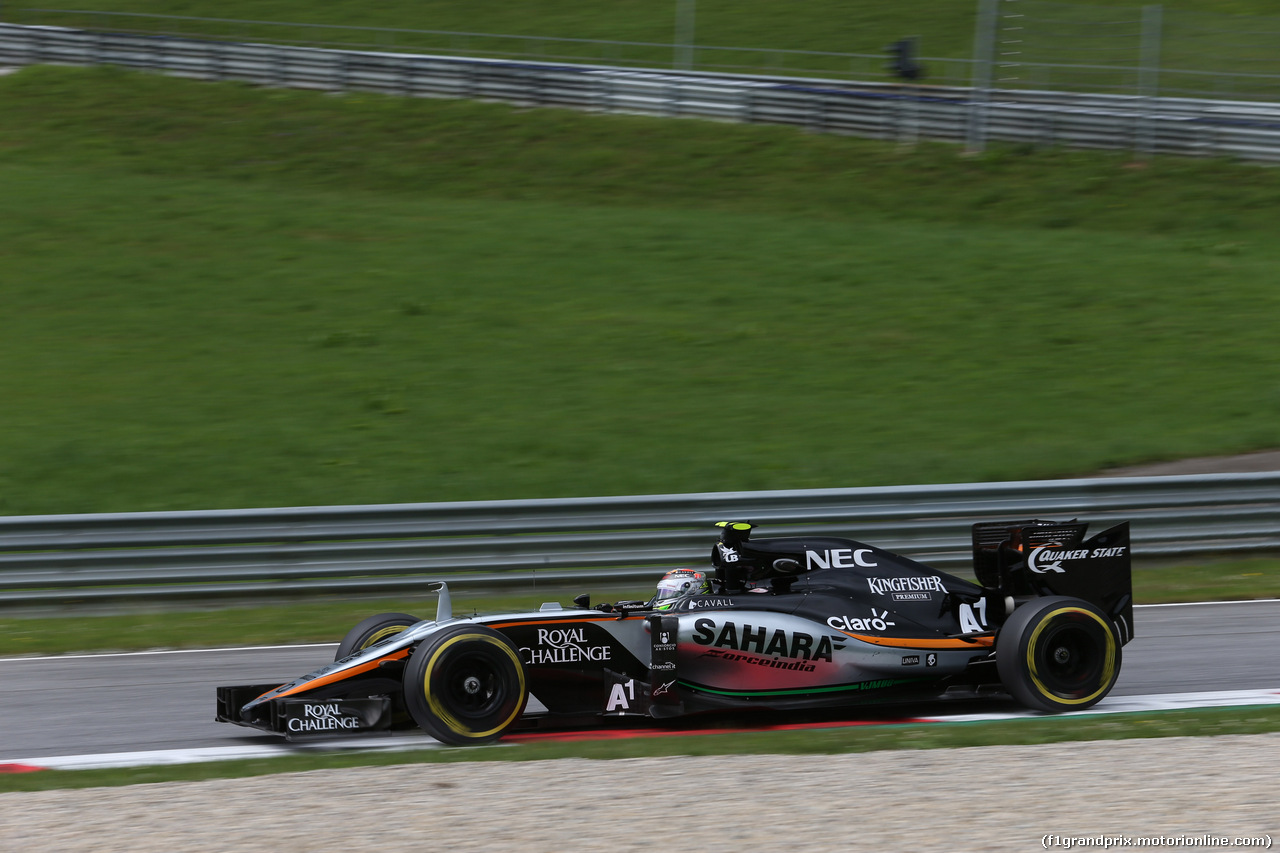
[972,519,1134,644]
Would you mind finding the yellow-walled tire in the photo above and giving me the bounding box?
[335,612,421,661]
[403,625,528,745]
[996,596,1121,712]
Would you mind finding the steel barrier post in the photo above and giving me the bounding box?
[1136,4,1164,158]
[966,0,999,154]
[675,0,695,71]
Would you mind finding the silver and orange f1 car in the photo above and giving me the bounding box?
[216,519,1133,744]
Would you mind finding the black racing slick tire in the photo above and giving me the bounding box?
[997,596,1122,713]
[402,624,529,745]
[335,612,422,661]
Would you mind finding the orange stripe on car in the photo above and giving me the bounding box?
[268,649,411,700]
[838,633,995,649]
[487,616,646,629]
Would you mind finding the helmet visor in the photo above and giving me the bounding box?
[651,570,708,610]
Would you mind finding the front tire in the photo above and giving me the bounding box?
[403,624,528,745]
[335,612,421,661]
[997,596,1121,712]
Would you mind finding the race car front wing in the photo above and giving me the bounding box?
[216,685,393,739]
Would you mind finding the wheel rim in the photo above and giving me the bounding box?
[417,631,527,741]
[1030,612,1112,699]
[438,649,508,720]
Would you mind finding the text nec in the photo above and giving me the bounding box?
[804,548,878,570]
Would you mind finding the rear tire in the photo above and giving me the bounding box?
[403,624,528,745]
[335,612,421,661]
[997,596,1121,712]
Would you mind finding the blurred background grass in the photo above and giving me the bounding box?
[9,0,1277,60]
[2,65,1279,515]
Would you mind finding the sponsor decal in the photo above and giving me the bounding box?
[850,679,908,691]
[520,626,613,665]
[901,655,921,666]
[650,613,680,649]
[827,609,897,633]
[1028,544,1128,574]
[691,618,838,662]
[652,627,677,653]
[866,575,947,596]
[892,591,932,602]
[717,544,740,563]
[652,680,676,697]
[687,598,734,610]
[607,679,637,712]
[1028,543,1068,574]
[286,703,362,733]
[650,660,676,672]
[926,653,938,667]
[958,599,989,633]
[702,649,817,672]
[805,548,878,570]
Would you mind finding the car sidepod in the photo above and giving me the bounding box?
[484,610,658,720]
[665,595,993,713]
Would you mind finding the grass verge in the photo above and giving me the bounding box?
[3,705,1278,793]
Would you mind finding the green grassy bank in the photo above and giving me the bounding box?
[2,66,1278,516]
[10,0,1278,63]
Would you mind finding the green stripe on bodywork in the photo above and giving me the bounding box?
[679,678,929,698]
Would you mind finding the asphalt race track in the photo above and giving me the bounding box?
[2,600,1278,763]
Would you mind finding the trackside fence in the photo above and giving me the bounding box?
[2,472,1279,606]
[4,24,1280,162]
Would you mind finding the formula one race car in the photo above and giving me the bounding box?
[216,519,1133,744]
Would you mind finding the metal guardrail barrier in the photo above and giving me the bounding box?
[3,24,1280,161]
[6,9,942,84]
[2,472,1279,606]
[12,4,1280,102]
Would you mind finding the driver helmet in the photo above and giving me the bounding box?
[651,568,711,611]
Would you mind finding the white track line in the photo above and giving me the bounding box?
[0,643,337,663]
[0,735,450,772]
[918,688,1280,724]
[1136,599,1280,608]
[3,688,1277,772]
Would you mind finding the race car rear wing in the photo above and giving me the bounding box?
[972,520,1134,644]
